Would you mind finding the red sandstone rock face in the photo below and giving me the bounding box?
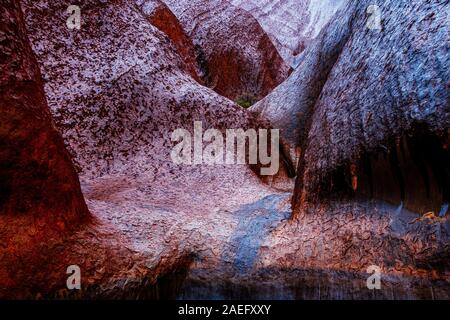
[0,0,90,295]
[0,0,89,239]
[4,0,291,298]
[24,0,292,183]
[163,0,291,102]
[230,0,346,66]
[252,0,449,215]
[135,0,202,82]
[23,0,267,178]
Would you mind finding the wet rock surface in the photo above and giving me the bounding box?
[0,0,448,299]
[179,197,449,300]
[299,0,450,210]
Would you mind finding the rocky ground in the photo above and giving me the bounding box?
[0,0,448,299]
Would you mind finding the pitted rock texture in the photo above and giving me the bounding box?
[163,0,291,102]
[1,0,448,299]
[300,0,449,204]
[135,0,202,82]
[0,0,194,299]
[7,0,290,298]
[230,0,346,66]
[252,0,449,214]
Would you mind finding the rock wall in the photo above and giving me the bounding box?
[301,0,449,214]
[252,0,356,169]
[135,0,202,82]
[0,0,93,297]
[252,0,449,215]
[0,0,89,228]
[1,0,447,299]
[23,0,278,178]
[7,0,292,298]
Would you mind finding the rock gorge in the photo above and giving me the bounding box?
[0,0,448,299]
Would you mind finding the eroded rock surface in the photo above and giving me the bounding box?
[8,0,289,298]
[0,0,94,296]
[181,198,450,299]
[300,0,450,213]
[1,0,448,299]
[252,0,359,165]
[163,0,291,102]
[0,0,88,224]
[230,0,346,66]
[24,0,277,178]
[252,0,449,216]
